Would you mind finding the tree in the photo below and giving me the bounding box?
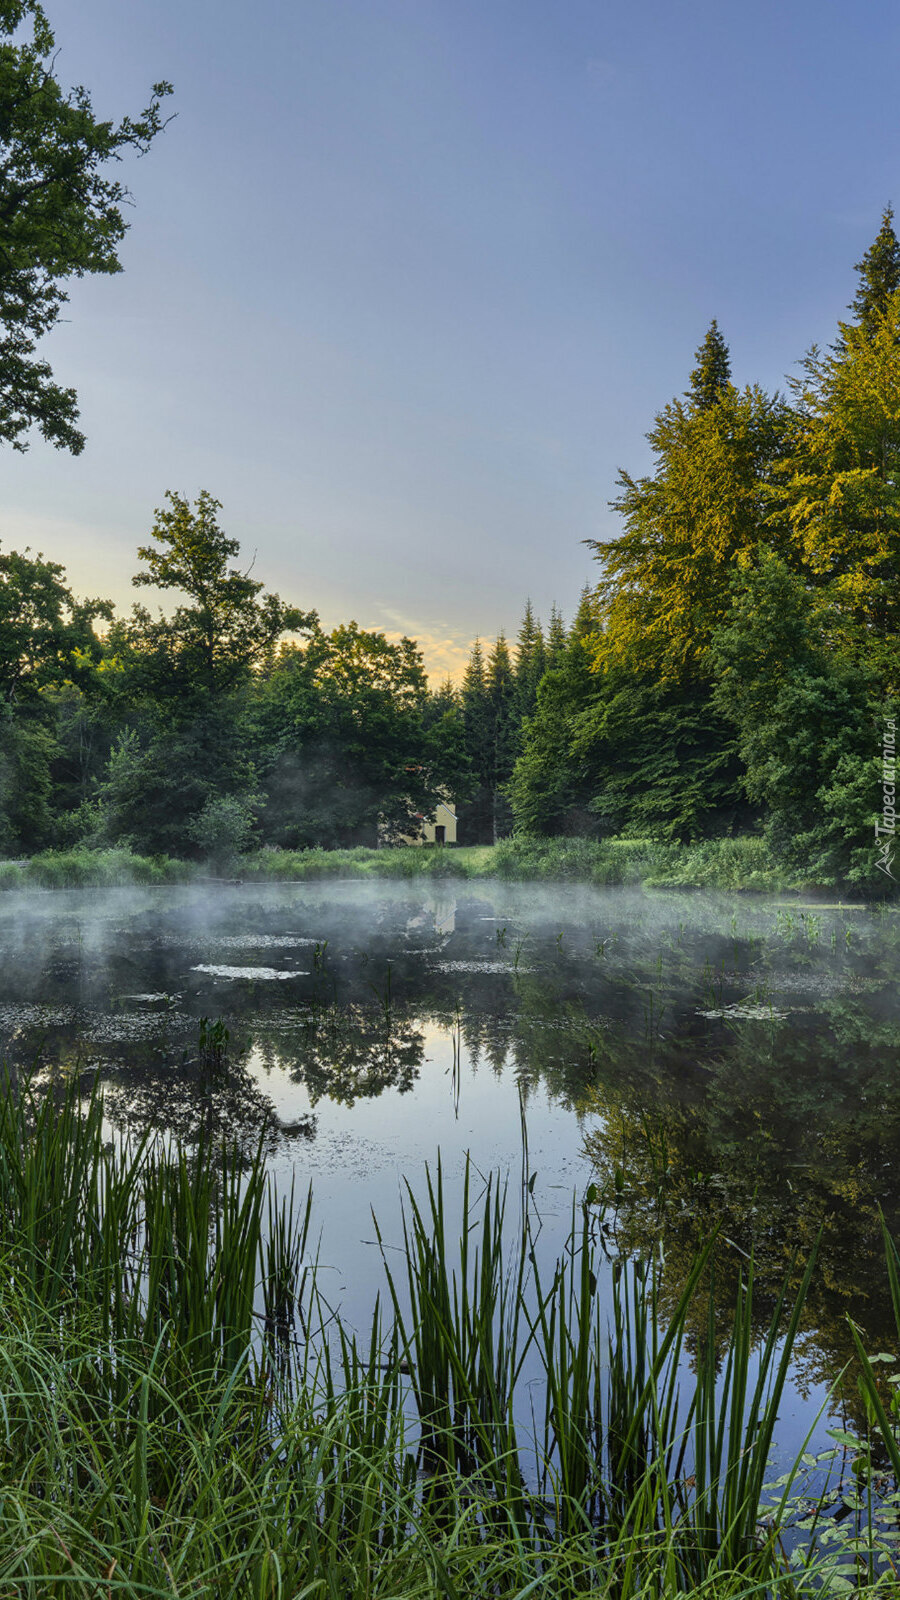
[96,494,313,855]
[459,639,492,842]
[510,580,747,842]
[131,491,315,696]
[97,707,259,857]
[423,679,473,812]
[514,599,546,722]
[0,543,110,702]
[591,323,791,680]
[0,1,173,451]
[849,206,900,336]
[485,632,518,840]
[772,281,900,667]
[545,604,567,668]
[507,619,599,837]
[459,633,520,843]
[0,542,111,850]
[710,550,884,886]
[249,624,441,849]
[686,317,731,410]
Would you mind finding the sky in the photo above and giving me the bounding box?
[4,0,900,679]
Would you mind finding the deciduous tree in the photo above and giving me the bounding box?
[0,1,172,451]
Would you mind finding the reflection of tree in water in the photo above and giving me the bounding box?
[93,1034,289,1159]
[581,992,900,1424]
[5,888,900,1437]
[254,1003,426,1107]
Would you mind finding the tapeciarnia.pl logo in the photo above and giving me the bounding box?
[876,716,897,880]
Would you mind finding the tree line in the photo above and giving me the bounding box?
[506,213,900,890]
[4,214,900,878]
[0,488,593,857]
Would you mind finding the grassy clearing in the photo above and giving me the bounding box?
[0,1069,897,1596]
[0,834,812,893]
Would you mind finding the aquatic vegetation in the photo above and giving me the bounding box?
[0,1070,899,1595]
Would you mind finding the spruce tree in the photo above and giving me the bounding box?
[595,341,789,679]
[849,206,900,335]
[773,243,900,659]
[545,605,567,667]
[460,639,493,841]
[486,633,518,840]
[514,599,546,721]
[570,586,600,643]
[686,319,731,411]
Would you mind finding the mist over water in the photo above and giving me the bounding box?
[2,878,899,1445]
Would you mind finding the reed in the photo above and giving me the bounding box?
[0,1068,896,1597]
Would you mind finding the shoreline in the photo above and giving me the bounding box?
[0,834,894,899]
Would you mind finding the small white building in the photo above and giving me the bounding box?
[415,798,457,846]
[383,798,458,846]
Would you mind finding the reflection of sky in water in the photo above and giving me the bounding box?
[0,881,897,1473]
[251,1019,593,1316]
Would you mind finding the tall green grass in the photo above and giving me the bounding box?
[0,832,817,892]
[0,1068,895,1595]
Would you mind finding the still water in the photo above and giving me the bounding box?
[2,878,899,1455]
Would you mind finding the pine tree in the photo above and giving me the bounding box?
[849,206,900,335]
[686,319,731,411]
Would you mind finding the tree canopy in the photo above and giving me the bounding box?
[131,491,315,696]
[589,324,791,681]
[0,0,172,451]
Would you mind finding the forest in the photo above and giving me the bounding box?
[3,211,899,890]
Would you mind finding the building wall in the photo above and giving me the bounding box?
[418,800,457,845]
[379,799,458,847]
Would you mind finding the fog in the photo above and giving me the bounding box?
[1,875,898,1412]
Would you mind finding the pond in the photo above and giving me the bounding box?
[2,878,899,1465]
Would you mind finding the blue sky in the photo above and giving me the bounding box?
[4,0,899,677]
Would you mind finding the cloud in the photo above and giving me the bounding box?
[374,606,474,683]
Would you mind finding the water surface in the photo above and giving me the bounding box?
[2,878,899,1449]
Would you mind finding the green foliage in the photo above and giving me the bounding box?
[0,2,172,451]
[0,544,111,703]
[849,205,900,335]
[187,790,259,865]
[251,622,444,848]
[514,597,546,720]
[687,315,732,409]
[2,1068,899,1595]
[8,213,900,877]
[132,490,315,696]
[592,325,791,680]
[711,551,886,887]
[507,623,599,837]
[772,288,900,658]
[0,703,55,851]
[510,594,748,843]
[571,670,748,842]
[97,707,258,856]
[460,610,549,843]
